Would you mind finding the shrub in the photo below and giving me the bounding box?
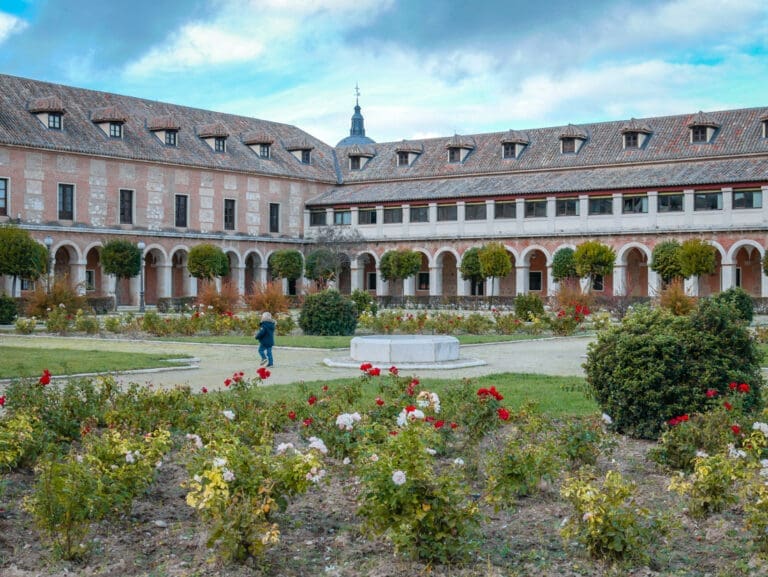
[425,312,463,335]
[45,305,71,334]
[275,313,296,336]
[25,278,89,318]
[659,278,696,315]
[462,312,494,334]
[514,293,545,321]
[493,310,522,334]
[584,302,763,439]
[14,316,37,334]
[298,289,357,335]
[244,281,289,314]
[73,309,100,334]
[709,286,753,323]
[668,453,742,518]
[349,288,377,316]
[0,293,18,324]
[198,280,241,314]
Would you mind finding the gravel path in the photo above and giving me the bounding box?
[0,334,592,391]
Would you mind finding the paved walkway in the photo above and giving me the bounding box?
[0,334,592,392]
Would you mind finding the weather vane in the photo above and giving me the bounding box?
[355,82,360,104]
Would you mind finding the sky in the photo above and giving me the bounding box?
[1,0,767,146]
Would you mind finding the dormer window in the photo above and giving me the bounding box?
[259,143,271,159]
[109,122,122,138]
[687,111,719,144]
[48,113,62,130]
[285,137,315,164]
[198,122,229,153]
[243,131,274,160]
[445,134,475,163]
[624,132,638,148]
[214,136,226,153]
[395,141,423,167]
[620,119,652,150]
[345,145,375,170]
[350,156,361,170]
[761,113,768,138]
[301,150,311,164]
[29,96,66,130]
[559,124,587,154]
[91,106,127,139]
[148,115,181,146]
[500,130,529,159]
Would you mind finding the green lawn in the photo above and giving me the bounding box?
[0,346,192,379]
[153,333,541,348]
[251,372,597,419]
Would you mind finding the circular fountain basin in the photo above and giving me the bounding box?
[350,335,460,363]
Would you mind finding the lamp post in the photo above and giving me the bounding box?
[137,241,146,313]
[43,235,53,292]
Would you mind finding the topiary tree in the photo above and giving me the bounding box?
[679,238,716,279]
[552,247,578,284]
[379,249,422,283]
[574,241,615,291]
[459,247,483,283]
[101,240,141,308]
[349,288,377,317]
[709,286,754,323]
[305,248,338,289]
[188,244,229,281]
[0,225,48,296]
[651,240,683,284]
[298,289,357,335]
[268,249,304,282]
[478,242,512,298]
[585,300,763,439]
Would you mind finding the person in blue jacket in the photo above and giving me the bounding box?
[255,311,276,367]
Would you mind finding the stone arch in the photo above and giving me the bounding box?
[143,245,168,306]
[520,245,551,296]
[244,250,265,295]
[727,240,763,296]
[222,249,242,295]
[498,244,518,297]
[616,242,652,297]
[337,252,352,295]
[699,241,726,297]
[170,247,190,298]
[355,251,378,294]
[435,247,461,298]
[51,242,82,292]
[83,245,105,297]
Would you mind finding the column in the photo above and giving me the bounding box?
[547,265,557,295]
[129,275,140,306]
[157,264,172,299]
[429,265,442,297]
[234,265,246,295]
[457,276,469,296]
[721,263,735,292]
[350,260,361,292]
[516,265,529,295]
[684,276,698,296]
[403,276,416,296]
[259,265,269,285]
[647,269,661,298]
[613,265,626,296]
[73,262,87,296]
[485,277,497,297]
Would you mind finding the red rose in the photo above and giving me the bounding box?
[389,430,398,436]
[257,367,270,379]
[308,395,317,405]
[322,385,328,392]
[450,422,458,429]
[368,367,381,376]
[411,378,420,387]
[224,378,232,387]
[405,405,416,413]
[0,395,5,407]
[434,420,445,429]
[288,411,296,420]
[738,383,750,394]
[201,387,208,393]
[706,389,718,398]
[732,425,742,435]
[360,362,373,371]
[303,417,313,427]
[39,369,51,386]
[725,401,733,411]
[497,408,510,421]
[375,397,384,406]
[389,366,398,375]
[425,416,435,423]
[729,382,738,390]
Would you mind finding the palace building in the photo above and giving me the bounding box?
[1,73,767,306]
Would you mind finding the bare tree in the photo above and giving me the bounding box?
[305,227,368,290]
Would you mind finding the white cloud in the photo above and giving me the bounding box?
[0,11,28,44]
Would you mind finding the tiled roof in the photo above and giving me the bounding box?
[0,74,337,183]
[395,141,423,154]
[90,105,127,123]
[559,124,588,139]
[147,114,181,131]
[688,110,720,128]
[197,122,229,138]
[620,118,652,134]
[445,134,475,149]
[333,107,768,186]
[28,95,65,113]
[500,130,530,144]
[308,156,768,206]
[284,137,315,151]
[242,131,274,145]
[346,144,375,158]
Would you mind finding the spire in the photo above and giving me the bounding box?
[337,83,375,146]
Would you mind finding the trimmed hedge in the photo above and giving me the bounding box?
[298,289,357,336]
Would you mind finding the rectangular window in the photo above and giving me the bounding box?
[0,178,7,216]
[48,113,62,130]
[465,203,487,221]
[448,148,461,163]
[20,278,34,291]
[588,197,613,215]
[175,194,188,227]
[733,189,763,209]
[658,193,683,212]
[529,271,542,291]
[622,195,648,214]
[561,138,576,153]
[397,151,409,166]
[58,183,74,220]
[109,122,122,138]
[214,137,226,153]
[301,149,311,164]
[691,126,708,143]
[383,207,403,223]
[259,144,270,159]
[269,203,280,233]
[358,208,377,225]
[556,198,579,216]
[119,189,133,224]
[694,191,722,211]
[525,199,547,218]
[334,210,351,225]
[309,210,326,226]
[418,272,430,291]
[437,204,457,221]
[494,201,516,219]
[736,267,742,288]
[165,130,177,146]
[502,143,516,159]
[624,132,639,148]
[367,272,377,291]
[410,205,429,223]
[85,269,96,292]
[592,274,604,292]
[224,198,236,231]
[350,156,361,170]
